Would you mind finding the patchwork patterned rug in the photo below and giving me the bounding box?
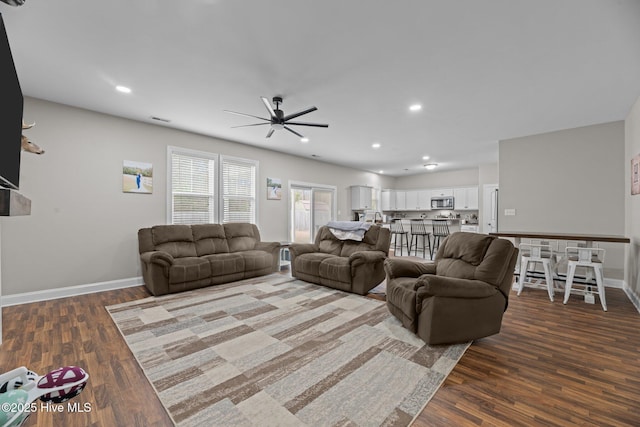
[106,274,470,427]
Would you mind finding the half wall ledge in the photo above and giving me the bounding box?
[0,188,31,216]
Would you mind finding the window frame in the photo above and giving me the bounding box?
[166,146,259,226]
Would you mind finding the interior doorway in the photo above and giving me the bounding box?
[290,182,336,243]
[482,184,499,234]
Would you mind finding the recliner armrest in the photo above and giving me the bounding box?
[140,250,174,267]
[348,250,386,267]
[289,243,319,257]
[416,275,498,300]
[254,241,281,254]
[384,258,436,279]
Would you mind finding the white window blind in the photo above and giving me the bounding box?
[170,150,216,224]
[222,156,257,223]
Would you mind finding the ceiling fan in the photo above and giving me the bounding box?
[224,96,328,139]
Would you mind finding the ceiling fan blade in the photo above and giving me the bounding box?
[223,110,270,122]
[261,97,277,119]
[266,128,275,138]
[231,123,270,128]
[283,106,317,121]
[284,121,329,128]
[284,126,304,138]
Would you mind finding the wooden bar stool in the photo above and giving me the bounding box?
[409,219,431,258]
[390,219,409,256]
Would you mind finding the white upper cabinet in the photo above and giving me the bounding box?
[405,190,418,210]
[418,190,431,210]
[351,186,373,210]
[381,189,396,211]
[395,190,406,210]
[431,188,454,198]
[453,186,479,210]
[404,189,431,210]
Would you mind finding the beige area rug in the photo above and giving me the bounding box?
[106,274,470,427]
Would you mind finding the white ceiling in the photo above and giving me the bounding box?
[2,0,640,176]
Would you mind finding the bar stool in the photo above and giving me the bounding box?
[409,219,431,258]
[563,246,607,311]
[430,219,450,258]
[517,240,557,301]
[390,219,409,256]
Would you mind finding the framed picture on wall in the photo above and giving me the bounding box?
[267,177,282,200]
[632,154,640,196]
[123,160,153,194]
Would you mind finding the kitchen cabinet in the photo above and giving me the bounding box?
[460,224,480,233]
[395,190,406,210]
[453,186,479,210]
[381,189,396,211]
[351,186,373,210]
[431,188,454,198]
[404,190,431,210]
[418,190,431,210]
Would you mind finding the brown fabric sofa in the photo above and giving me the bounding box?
[138,223,281,295]
[289,225,391,295]
[384,232,518,344]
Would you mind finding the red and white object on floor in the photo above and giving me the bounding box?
[0,365,89,427]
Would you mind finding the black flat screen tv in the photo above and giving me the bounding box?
[0,12,24,190]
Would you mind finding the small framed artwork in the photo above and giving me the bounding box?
[632,153,640,196]
[123,160,153,194]
[267,177,282,200]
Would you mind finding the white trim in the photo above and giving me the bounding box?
[288,180,338,242]
[1,277,143,307]
[623,282,640,314]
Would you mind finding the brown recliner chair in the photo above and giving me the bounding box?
[384,232,518,345]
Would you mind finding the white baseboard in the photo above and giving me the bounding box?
[623,283,640,314]
[1,277,143,307]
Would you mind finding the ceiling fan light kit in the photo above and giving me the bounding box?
[225,96,328,140]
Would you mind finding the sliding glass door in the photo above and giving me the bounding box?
[290,183,336,243]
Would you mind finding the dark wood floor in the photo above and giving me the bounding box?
[1,276,639,426]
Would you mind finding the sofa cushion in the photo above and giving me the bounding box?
[224,223,258,252]
[294,252,337,277]
[203,253,245,276]
[192,224,230,256]
[315,227,343,255]
[239,250,274,272]
[169,257,211,284]
[340,241,375,257]
[152,225,197,258]
[318,256,351,284]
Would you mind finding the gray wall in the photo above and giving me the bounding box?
[395,168,479,189]
[499,121,626,276]
[0,97,394,296]
[625,96,640,298]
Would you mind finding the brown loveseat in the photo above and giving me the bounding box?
[289,225,391,295]
[138,223,281,295]
[384,232,518,344]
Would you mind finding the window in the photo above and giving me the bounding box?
[221,156,257,223]
[167,147,258,225]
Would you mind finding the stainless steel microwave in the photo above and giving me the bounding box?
[431,196,454,209]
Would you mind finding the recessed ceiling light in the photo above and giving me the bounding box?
[300,137,309,143]
[422,155,430,160]
[372,143,381,149]
[116,85,131,94]
[409,104,422,112]
[424,163,438,170]
[378,170,384,174]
